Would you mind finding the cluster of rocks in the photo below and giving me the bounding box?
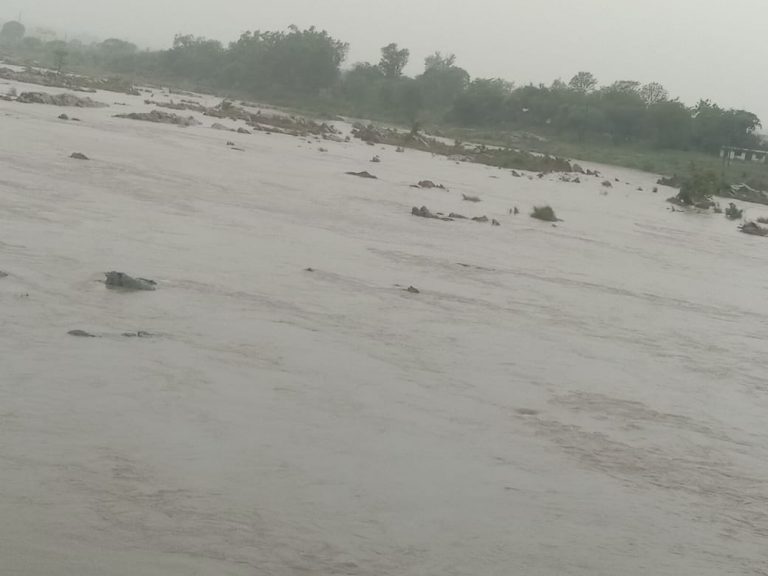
[206,101,342,139]
[68,329,154,338]
[412,206,500,226]
[0,67,138,95]
[411,206,453,221]
[145,98,207,114]
[410,180,446,190]
[114,110,201,127]
[16,92,107,107]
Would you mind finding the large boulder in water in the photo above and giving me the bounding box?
[105,271,157,291]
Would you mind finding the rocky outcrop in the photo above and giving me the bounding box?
[17,92,108,107]
[0,67,138,95]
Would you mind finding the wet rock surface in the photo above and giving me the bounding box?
[67,329,97,338]
[104,271,157,291]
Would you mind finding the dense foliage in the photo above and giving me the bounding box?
[1,25,763,155]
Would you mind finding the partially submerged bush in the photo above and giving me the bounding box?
[675,169,721,206]
[530,205,559,222]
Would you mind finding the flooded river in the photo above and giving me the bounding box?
[1,81,768,575]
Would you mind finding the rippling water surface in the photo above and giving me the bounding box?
[2,81,768,575]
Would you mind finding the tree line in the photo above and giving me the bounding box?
[1,20,763,155]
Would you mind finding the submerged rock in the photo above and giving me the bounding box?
[740,221,768,236]
[416,180,445,189]
[346,171,378,179]
[122,331,154,338]
[462,194,481,203]
[405,286,420,294]
[68,329,96,338]
[411,206,452,221]
[70,152,89,160]
[531,206,560,222]
[472,216,489,223]
[105,271,157,291]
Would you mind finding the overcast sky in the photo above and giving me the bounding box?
[5,0,768,122]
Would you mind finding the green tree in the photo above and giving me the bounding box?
[0,20,25,45]
[640,82,669,106]
[378,43,409,79]
[568,71,598,93]
[417,52,469,114]
[449,78,514,126]
[224,26,347,96]
[648,100,692,149]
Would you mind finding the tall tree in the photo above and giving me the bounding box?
[568,71,598,93]
[639,82,669,106]
[0,21,25,45]
[378,43,409,79]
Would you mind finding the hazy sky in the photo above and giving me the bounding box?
[5,0,768,121]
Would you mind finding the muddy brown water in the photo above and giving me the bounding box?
[2,79,768,575]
